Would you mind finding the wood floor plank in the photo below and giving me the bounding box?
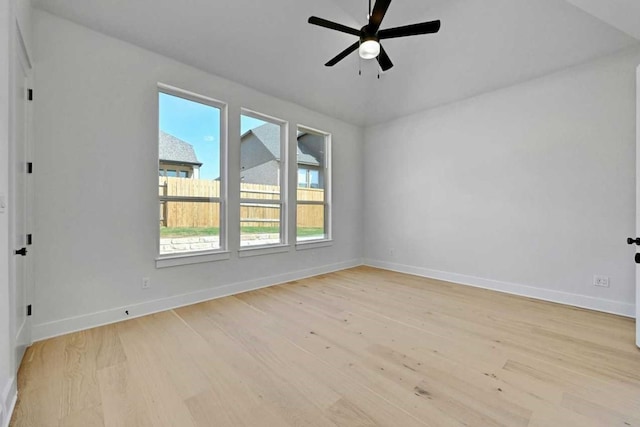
[11,336,67,427]
[560,393,640,426]
[90,325,127,371]
[58,404,104,427]
[97,362,154,427]
[10,266,640,426]
[61,330,103,419]
[113,318,199,427]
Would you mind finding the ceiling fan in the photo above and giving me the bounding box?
[308,0,441,72]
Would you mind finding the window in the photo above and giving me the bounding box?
[158,86,226,256]
[240,110,287,247]
[159,168,191,178]
[297,168,320,189]
[296,126,331,242]
[298,169,308,188]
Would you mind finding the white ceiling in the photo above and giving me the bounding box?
[32,0,639,126]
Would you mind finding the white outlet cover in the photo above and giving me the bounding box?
[593,275,610,287]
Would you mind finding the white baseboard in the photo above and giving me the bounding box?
[32,258,363,342]
[31,257,634,342]
[1,376,17,427]
[364,259,635,318]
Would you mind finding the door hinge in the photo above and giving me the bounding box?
[27,234,32,245]
[27,88,33,101]
[27,305,32,316]
[27,162,33,174]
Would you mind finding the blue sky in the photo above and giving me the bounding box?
[159,92,265,180]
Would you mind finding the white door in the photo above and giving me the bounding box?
[636,65,640,348]
[10,31,32,365]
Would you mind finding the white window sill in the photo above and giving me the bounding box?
[295,239,333,250]
[238,244,290,258]
[156,250,231,268]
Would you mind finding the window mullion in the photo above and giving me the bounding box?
[160,196,221,203]
[240,198,282,205]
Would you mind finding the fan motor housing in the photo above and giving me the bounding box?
[361,25,378,41]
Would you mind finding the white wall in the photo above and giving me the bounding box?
[364,47,640,316]
[31,10,364,340]
[565,0,640,41]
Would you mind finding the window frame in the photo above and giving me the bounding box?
[159,166,192,178]
[295,125,332,247]
[239,108,289,250]
[156,83,229,267]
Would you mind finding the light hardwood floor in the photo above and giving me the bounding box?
[10,266,640,426]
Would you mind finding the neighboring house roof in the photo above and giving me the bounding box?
[296,144,320,166]
[243,124,320,166]
[297,133,324,167]
[159,131,202,166]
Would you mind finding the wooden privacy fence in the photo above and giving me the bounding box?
[159,177,221,228]
[159,177,324,228]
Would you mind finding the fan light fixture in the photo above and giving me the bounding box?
[308,0,442,72]
[359,39,380,59]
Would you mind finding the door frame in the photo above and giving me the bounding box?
[8,19,33,369]
[636,64,639,349]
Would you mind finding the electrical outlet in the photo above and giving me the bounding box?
[142,277,150,289]
[593,275,610,288]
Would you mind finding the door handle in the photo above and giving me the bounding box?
[636,253,640,264]
[627,237,640,245]
[14,247,27,256]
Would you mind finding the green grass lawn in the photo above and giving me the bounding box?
[160,226,324,238]
[160,227,220,237]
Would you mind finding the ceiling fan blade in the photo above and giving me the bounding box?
[377,45,394,71]
[308,16,361,37]
[378,20,441,39]
[369,0,392,33]
[325,41,360,67]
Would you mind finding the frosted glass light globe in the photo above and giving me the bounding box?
[359,40,380,59]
